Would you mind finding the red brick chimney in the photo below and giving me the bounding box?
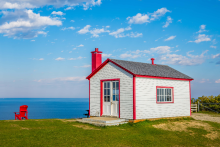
[91,48,102,72]
[151,58,155,65]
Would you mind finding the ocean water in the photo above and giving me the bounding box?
[0,98,89,120]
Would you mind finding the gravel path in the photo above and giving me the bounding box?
[191,113,220,124]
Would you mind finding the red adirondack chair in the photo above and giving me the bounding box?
[14,105,28,120]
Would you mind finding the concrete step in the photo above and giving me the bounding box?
[77,119,128,126]
[82,118,126,124]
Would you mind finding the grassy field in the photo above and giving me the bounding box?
[0,117,220,147]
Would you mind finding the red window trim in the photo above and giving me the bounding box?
[156,86,174,104]
[100,78,120,118]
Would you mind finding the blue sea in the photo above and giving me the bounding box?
[0,98,89,120]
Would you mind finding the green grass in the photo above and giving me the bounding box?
[0,117,220,147]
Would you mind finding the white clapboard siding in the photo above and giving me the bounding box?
[136,77,190,119]
[90,62,133,119]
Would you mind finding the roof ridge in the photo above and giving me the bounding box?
[109,58,168,67]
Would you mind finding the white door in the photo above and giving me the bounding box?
[103,81,111,116]
[103,81,119,117]
[111,81,119,117]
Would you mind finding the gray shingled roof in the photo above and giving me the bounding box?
[110,59,193,79]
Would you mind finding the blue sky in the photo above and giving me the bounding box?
[0,0,220,98]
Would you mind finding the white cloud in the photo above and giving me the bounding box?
[210,45,217,49]
[102,54,112,58]
[212,53,220,59]
[150,46,171,54]
[81,65,91,68]
[164,35,176,41]
[61,27,75,31]
[55,57,65,61]
[61,51,63,52]
[127,13,150,24]
[77,44,84,47]
[161,50,208,65]
[215,79,220,83]
[82,0,102,10]
[0,10,62,39]
[120,53,140,59]
[106,26,110,28]
[68,56,85,60]
[189,34,211,43]
[155,37,163,41]
[70,20,75,22]
[78,25,109,37]
[199,79,210,83]
[0,0,102,10]
[197,25,207,33]
[69,51,72,53]
[51,11,65,16]
[35,76,86,83]
[1,2,35,9]
[127,7,171,24]
[73,48,77,50]
[78,25,91,34]
[177,19,182,23]
[39,58,44,60]
[90,28,110,37]
[31,40,35,41]
[163,16,172,28]
[109,26,142,38]
[65,6,75,10]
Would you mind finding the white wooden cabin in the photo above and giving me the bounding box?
[87,48,193,120]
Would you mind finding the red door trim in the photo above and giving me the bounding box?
[89,80,90,116]
[133,76,136,120]
[156,86,174,104]
[189,81,191,116]
[100,78,120,118]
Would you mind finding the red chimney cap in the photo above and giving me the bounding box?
[151,58,155,65]
[91,48,102,53]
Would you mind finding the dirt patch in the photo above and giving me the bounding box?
[10,124,30,130]
[5,120,25,122]
[62,120,77,122]
[72,125,100,130]
[153,120,219,140]
[148,116,191,121]
[192,113,220,124]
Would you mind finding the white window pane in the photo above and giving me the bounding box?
[113,95,115,101]
[116,82,119,89]
[116,95,119,101]
[161,95,164,101]
[168,89,171,95]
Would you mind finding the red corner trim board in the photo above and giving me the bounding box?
[133,76,136,120]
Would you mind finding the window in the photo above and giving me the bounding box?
[156,86,174,103]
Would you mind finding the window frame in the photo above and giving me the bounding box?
[156,86,174,104]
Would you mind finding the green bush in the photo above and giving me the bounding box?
[191,94,220,112]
